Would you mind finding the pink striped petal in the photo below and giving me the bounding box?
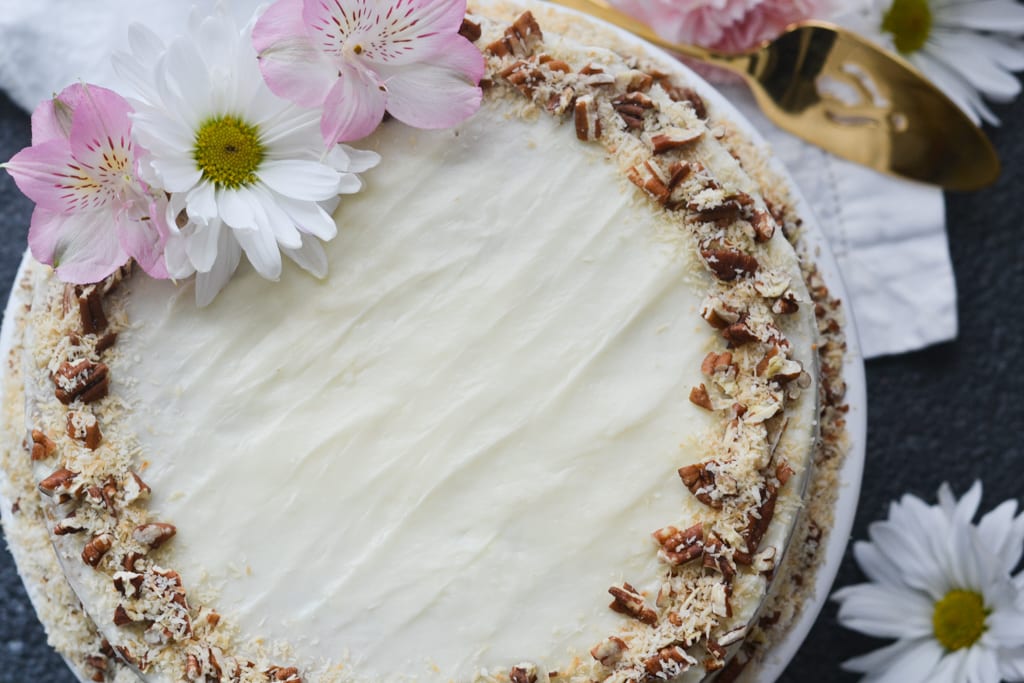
[302,0,468,66]
[254,0,337,107]
[67,86,136,189]
[4,140,78,212]
[47,210,129,284]
[320,64,388,144]
[30,84,89,144]
[118,202,171,279]
[383,42,483,129]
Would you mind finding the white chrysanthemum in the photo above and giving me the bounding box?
[833,482,1024,683]
[113,7,380,305]
[833,0,1024,125]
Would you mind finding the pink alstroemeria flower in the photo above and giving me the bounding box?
[2,84,170,284]
[253,0,485,145]
[613,0,828,54]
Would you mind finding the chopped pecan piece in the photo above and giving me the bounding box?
[703,535,736,580]
[756,347,802,383]
[122,551,145,572]
[30,429,56,461]
[662,84,708,119]
[112,604,135,626]
[113,571,145,598]
[753,546,777,574]
[133,522,177,550]
[776,459,795,485]
[689,195,744,225]
[66,411,102,449]
[715,654,750,683]
[688,384,712,411]
[590,636,628,667]
[64,284,107,334]
[459,18,482,42]
[700,351,734,376]
[53,359,110,405]
[649,127,703,154]
[643,645,696,680]
[123,471,151,504]
[700,297,739,329]
[85,654,107,682]
[186,653,202,680]
[752,210,776,242]
[700,248,759,281]
[772,293,800,315]
[83,533,114,567]
[53,514,86,536]
[678,462,721,508]
[95,331,118,353]
[608,582,657,625]
[612,92,655,130]
[266,666,302,682]
[38,466,78,498]
[722,320,757,347]
[736,485,778,564]
[574,94,601,141]
[485,11,542,58]
[509,664,538,683]
[499,60,543,97]
[652,522,704,566]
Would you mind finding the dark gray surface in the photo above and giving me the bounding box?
[0,84,1021,682]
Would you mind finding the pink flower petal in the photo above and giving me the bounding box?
[49,210,130,284]
[320,64,388,144]
[254,0,336,107]
[27,207,66,267]
[30,84,89,144]
[383,43,483,130]
[3,140,79,212]
[66,86,134,173]
[117,202,171,279]
[302,0,469,66]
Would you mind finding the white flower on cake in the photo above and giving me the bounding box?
[833,0,1024,125]
[833,482,1024,682]
[112,7,380,305]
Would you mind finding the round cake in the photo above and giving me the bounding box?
[0,2,851,682]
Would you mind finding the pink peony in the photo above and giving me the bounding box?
[2,84,170,284]
[612,0,829,54]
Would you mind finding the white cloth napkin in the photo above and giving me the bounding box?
[0,0,957,358]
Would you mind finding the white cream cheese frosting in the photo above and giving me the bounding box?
[116,104,725,680]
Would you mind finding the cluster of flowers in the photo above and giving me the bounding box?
[2,0,483,305]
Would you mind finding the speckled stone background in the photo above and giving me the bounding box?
[0,84,1021,682]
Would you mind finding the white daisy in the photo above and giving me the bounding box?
[112,6,380,305]
[833,482,1024,683]
[832,0,1024,125]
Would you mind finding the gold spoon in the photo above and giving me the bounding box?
[548,0,1000,191]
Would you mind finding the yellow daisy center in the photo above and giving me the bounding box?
[192,115,264,189]
[932,590,988,651]
[882,0,933,54]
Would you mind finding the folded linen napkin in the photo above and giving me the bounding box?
[0,0,957,358]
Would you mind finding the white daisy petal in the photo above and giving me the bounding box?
[853,540,909,588]
[842,638,925,673]
[185,219,223,273]
[873,638,944,683]
[333,145,382,174]
[931,651,969,683]
[276,195,337,241]
[936,1,1024,33]
[195,230,241,307]
[186,182,218,226]
[834,584,934,638]
[217,187,260,232]
[258,160,343,201]
[235,221,282,280]
[251,185,302,249]
[283,235,329,278]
